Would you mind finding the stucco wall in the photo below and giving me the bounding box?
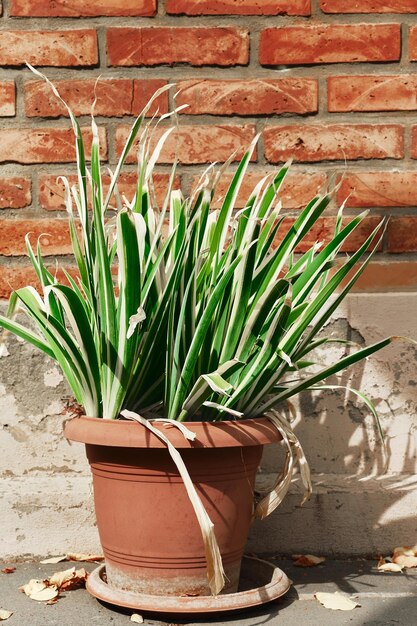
[1,293,416,559]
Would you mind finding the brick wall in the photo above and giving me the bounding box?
[0,0,417,297]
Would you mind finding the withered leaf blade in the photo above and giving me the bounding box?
[0,610,12,621]
[1,568,16,574]
[292,554,325,567]
[315,591,360,611]
[29,586,59,602]
[130,614,144,624]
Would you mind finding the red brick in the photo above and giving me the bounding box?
[260,24,400,65]
[175,79,318,116]
[277,216,382,253]
[116,124,256,165]
[321,0,417,12]
[166,0,310,15]
[347,261,417,292]
[0,30,98,67]
[264,124,403,163]
[328,75,417,112]
[10,0,156,16]
[0,82,15,117]
[202,171,326,209]
[132,79,169,115]
[0,178,31,209]
[387,217,417,253]
[0,264,79,299]
[409,27,417,61]
[39,172,180,211]
[24,79,167,118]
[107,28,249,67]
[337,172,417,208]
[409,126,417,158]
[0,220,73,256]
[0,128,106,164]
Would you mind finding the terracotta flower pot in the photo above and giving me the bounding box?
[64,416,281,597]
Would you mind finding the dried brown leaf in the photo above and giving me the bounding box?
[315,592,360,611]
[0,610,12,621]
[392,553,417,568]
[40,556,67,564]
[1,568,15,574]
[292,554,325,567]
[49,567,76,588]
[49,567,88,591]
[130,614,144,624]
[377,557,403,572]
[29,586,59,602]
[20,579,48,597]
[66,553,104,562]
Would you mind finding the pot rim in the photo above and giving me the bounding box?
[64,415,282,449]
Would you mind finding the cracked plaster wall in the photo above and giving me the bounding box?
[1,293,416,559]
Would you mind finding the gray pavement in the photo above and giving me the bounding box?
[1,557,416,626]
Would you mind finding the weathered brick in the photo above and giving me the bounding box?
[166,0,310,15]
[277,216,382,253]
[321,0,417,12]
[24,79,167,118]
[409,27,417,62]
[107,28,249,67]
[387,217,417,253]
[0,178,31,209]
[260,24,400,65]
[0,82,15,117]
[175,79,318,116]
[10,0,156,16]
[328,75,417,112]
[0,220,73,256]
[347,261,417,291]
[39,172,180,211]
[0,264,78,299]
[409,126,417,158]
[0,30,98,67]
[264,124,403,163]
[202,171,326,209]
[116,124,256,165]
[337,172,417,207]
[0,128,106,164]
[132,79,169,115]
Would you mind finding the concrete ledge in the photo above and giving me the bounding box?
[3,472,417,560]
[250,472,417,557]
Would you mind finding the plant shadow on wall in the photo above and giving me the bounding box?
[0,64,409,604]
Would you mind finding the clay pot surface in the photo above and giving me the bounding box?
[65,416,281,597]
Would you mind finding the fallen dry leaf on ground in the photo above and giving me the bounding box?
[20,579,59,603]
[392,546,417,568]
[40,556,67,564]
[0,610,12,621]
[130,614,144,624]
[292,554,325,567]
[377,557,403,573]
[66,553,104,562]
[41,553,103,564]
[315,591,360,611]
[20,566,88,604]
[1,568,15,574]
[49,567,88,591]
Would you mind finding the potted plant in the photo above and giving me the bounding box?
[0,68,393,603]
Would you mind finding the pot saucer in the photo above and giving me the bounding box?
[86,555,291,614]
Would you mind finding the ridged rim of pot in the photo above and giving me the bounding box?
[64,416,282,449]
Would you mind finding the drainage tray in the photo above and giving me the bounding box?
[86,555,291,615]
